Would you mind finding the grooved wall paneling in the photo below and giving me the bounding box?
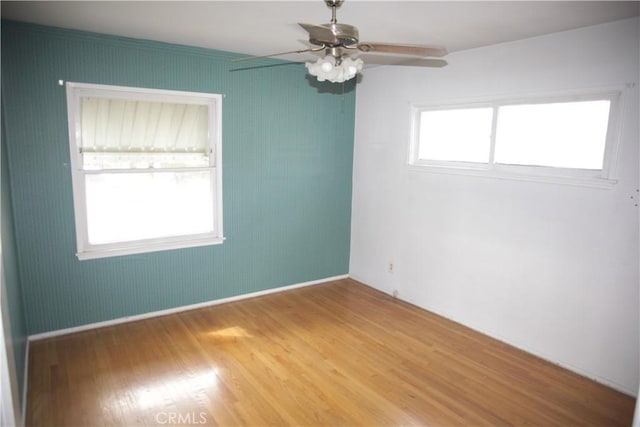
[1,21,355,334]
[1,115,29,408]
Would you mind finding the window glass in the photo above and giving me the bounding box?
[494,101,610,169]
[418,108,493,163]
[409,91,620,186]
[85,172,214,245]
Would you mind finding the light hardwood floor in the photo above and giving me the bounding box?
[27,278,635,426]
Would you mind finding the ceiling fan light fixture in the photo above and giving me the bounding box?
[342,56,363,78]
[305,55,363,83]
[321,58,334,72]
[234,0,447,82]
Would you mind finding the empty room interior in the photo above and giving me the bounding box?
[1,1,639,426]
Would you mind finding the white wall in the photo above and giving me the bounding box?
[350,17,639,395]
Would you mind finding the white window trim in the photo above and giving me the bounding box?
[66,82,224,260]
[408,87,627,188]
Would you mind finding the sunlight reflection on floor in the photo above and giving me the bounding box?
[205,326,252,339]
[102,368,220,413]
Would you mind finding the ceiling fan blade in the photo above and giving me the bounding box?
[298,22,339,45]
[361,55,448,68]
[392,58,448,68]
[232,47,320,63]
[357,42,447,58]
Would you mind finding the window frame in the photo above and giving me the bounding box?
[408,88,625,188]
[66,82,224,260]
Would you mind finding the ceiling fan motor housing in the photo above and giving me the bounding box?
[310,23,359,47]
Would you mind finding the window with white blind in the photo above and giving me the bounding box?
[66,82,223,260]
[408,89,623,187]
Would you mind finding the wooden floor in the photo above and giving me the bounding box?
[27,278,634,426]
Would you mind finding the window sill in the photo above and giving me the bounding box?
[76,236,225,260]
[407,164,617,189]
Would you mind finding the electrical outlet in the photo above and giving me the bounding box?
[388,261,394,273]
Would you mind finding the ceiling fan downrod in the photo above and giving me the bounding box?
[325,0,344,24]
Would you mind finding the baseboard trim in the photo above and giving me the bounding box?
[21,339,29,427]
[353,278,636,397]
[29,274,348,342]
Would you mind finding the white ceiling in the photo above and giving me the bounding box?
[2,1,639,65]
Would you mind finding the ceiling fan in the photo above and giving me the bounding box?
[233,0,448,83]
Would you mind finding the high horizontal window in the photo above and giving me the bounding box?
[409,90,622,186]
[66,83,224,260]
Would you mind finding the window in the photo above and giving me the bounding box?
[409,90,622,186]
[418,107,493,164]
[66,83,223,260]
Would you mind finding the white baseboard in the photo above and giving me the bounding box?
[353,278,636,397]
[28,275,348,342]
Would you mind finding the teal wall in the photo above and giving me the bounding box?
[1,110,29,408]
[1,21,355,335]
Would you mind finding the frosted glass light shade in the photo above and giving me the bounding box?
[305,55,363,83]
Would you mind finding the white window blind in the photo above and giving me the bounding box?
[80,98,211,169]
